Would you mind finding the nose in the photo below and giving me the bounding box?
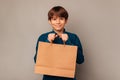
[56,19,60,23]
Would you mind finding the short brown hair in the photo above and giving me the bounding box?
[48,6,68,20]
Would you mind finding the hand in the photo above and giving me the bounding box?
[61,34,68,42]
[48,33,57,42]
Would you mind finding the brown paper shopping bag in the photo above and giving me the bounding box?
[34,41,77,78]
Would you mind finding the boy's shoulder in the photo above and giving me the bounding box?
[37,31,52,40]
[65,31,78,38]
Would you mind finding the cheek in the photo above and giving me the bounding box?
[62,20,67,24]
[50,21,55,25]
[61,21,64,23]
[62,22,66,25]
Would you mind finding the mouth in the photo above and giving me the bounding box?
[55,25,62,27]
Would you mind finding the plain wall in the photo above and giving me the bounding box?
[0,0,120,80]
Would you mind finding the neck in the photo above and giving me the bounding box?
[54,29,64,37]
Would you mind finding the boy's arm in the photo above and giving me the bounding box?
[34,38,39,63]
[64,33,84,64]
[74,35,84,64]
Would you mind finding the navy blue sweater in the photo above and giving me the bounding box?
[34,29,84,80]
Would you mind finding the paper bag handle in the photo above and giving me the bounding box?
[50,33,66,46]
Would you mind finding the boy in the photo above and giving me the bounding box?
[34,6,84,80]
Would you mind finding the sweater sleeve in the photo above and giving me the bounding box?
[74,34,84,64]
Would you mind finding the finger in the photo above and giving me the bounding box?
[55,34,58,37]
[62,34,68,42]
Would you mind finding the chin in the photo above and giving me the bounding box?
[55,28,62,30]
[55,29,62,31]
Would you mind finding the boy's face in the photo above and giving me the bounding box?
[49,16,67,32]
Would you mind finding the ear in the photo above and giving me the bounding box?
[65,19,68,24]
[48,20,51,24]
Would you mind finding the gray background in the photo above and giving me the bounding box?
[0,0,120,80]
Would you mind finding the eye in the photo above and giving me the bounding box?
[60,17,65,20]
[52,18,57,20]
